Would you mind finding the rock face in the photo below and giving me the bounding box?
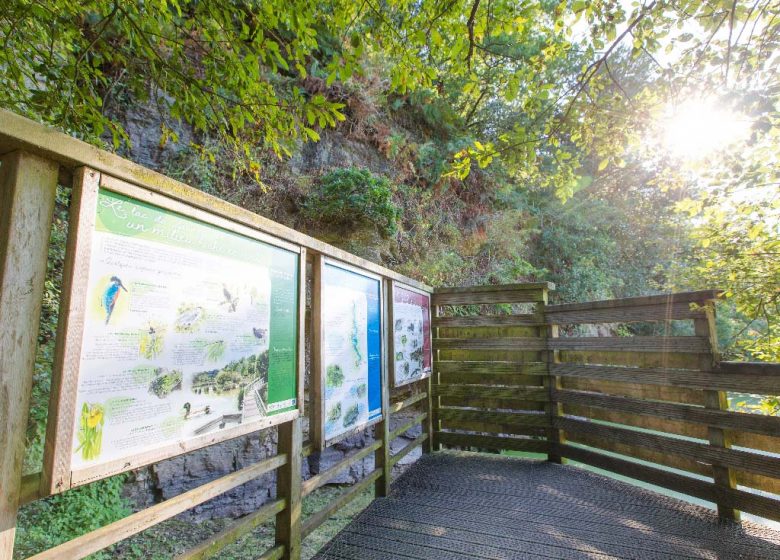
[123,411,424,520]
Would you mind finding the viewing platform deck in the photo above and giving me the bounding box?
[314,451,780,560]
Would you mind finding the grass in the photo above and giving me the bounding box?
[109,485,375,559]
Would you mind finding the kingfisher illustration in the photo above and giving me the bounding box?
[102,276,127,325]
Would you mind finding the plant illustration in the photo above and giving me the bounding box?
[326,364,344,388]
[327,403,342,422]
[343,403,360,427]
[148,369,183,398]
[75,402,105,461]
[139,323,165,359]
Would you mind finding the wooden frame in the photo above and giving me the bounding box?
[43,171,304,493]
[389,281,433,388]
[311,257,386,450]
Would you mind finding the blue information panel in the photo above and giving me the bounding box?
[321,262,383,443]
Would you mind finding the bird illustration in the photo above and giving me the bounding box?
[102,276,127,325]
[222,285,238,312]
[252,327,267,340]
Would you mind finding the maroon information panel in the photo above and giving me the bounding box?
[391,283,432,387]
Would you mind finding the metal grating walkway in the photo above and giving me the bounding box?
[313,450,780,559]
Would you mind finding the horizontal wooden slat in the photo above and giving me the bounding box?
[390,413,428,441]
[439,419,547,438]
[302,441,383,497]
[175,499,286,560]
[390,433,429,467]
[565,429,711,478]
[439,397,547,411]
[561,376,705,406]
[435,338,546,351]
[432,290,547,305]
[557,417,780,480]
[549,336,710,353]
[434,282,555,294]
[258,545,285,560]
[545,302,707,325]
[432,314,544,328]
[301,468,382,538]
[546,291,721,314]
[555,390,780,436]
[437,325,540,339]
[439,372,543,386]
[19,472,42,505]
[434,385,549,401]
[438,408,548,437]
[552,363,780,394]
[435,361,546,375]
[436,432,549,454]
[556,444,780,522]
[564,403,780,454]
[559,350,703,370]
[389,391,428,414]
[437,408,549,427]
[438,349,543,362]
[27,453,287,560]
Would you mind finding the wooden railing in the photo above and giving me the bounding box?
[431,287,780,524]
[0,110,433,560]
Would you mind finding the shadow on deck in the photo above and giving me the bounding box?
[314,451,780,560]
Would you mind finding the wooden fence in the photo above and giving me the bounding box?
[431,287,780,524]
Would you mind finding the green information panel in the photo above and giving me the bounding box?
[68,188,299,475]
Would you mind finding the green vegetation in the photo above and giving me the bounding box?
[305,168,399,237]
[5,1,778,557]
[14,474,129,560]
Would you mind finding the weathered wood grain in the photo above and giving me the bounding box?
[433,385,549,401]
[434,337,547,350]
[0,151,58,557]
[555,390,780,436]
[432,289,547,305]
[561,376,705,405]
[432,314,544,328]
[546,291,721,313]
[435,432,549,454]
[276,419,303,560]
[551,363,780,394]
[549,336,710,353]
[557,417,780,480]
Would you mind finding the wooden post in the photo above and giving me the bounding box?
[430,302,442,451]
[0,151,59,556]
[275,418,302,560]
[423,374,434,454]
[696,302,740,522]
[374,278,392,497]
[541,288,565,464]
[310,253,324,450]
